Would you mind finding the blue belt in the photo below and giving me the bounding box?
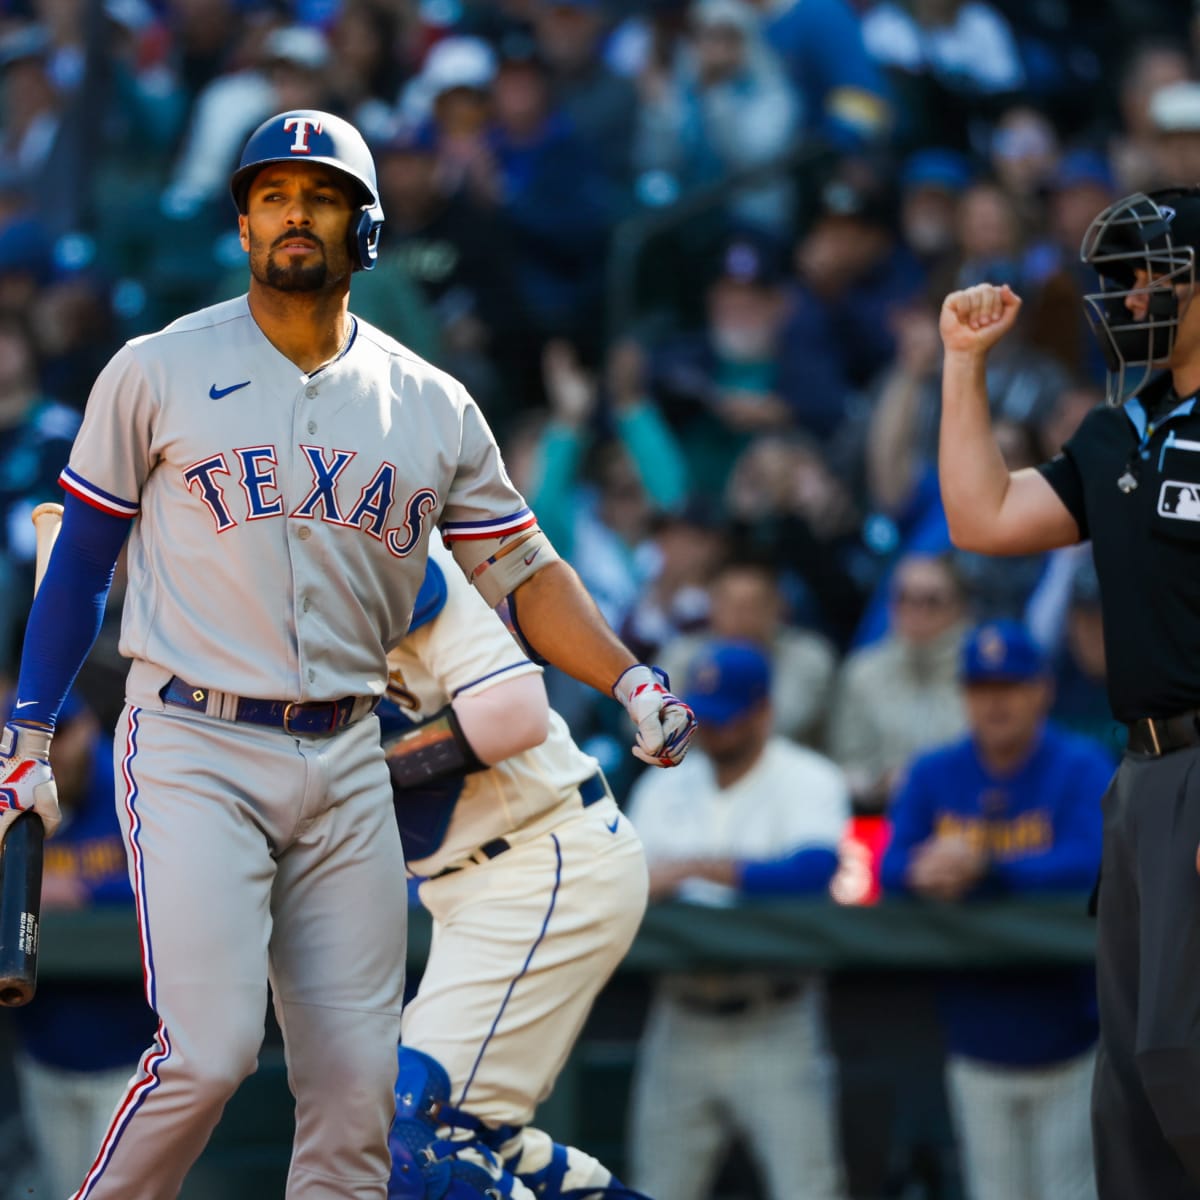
[161,676,378,736]
[430,769,610,879]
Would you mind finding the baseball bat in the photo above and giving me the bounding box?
[0,501,63,1006]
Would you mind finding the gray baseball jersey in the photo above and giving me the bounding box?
[61,295,533,707]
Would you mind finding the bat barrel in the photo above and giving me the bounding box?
[0,812,45,1006]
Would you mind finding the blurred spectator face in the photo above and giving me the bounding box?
[168,0,239,57]
[2,54,57,132]
[723,436,796,519]
[535,2,603,73]
[596,445,652,542]
[990,107,1059,198]
[434,86,492,138]
[1149,83,1200,184]
[1120,44,1189,140]
[1051,180,1113,251]
[492,60,549,137]
[965,676,1051,761]
[958,182,1021,263]
[696,701,771,764]
[890,556,966,646]
[0,322,36,426]
[903,183,961,259]
[707,277,786,361]
[31,276,111,365]
[377,144,438,215]
[693,18,747,87]
[708,564,783,643]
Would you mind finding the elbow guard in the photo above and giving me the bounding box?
[383,704,486,789]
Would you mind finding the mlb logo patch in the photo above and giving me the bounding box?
[1157,480,1200,522]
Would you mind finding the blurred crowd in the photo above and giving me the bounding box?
[0,0,1196,1196]
[0,0,1194,773]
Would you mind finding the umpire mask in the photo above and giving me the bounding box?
[1080,188,1200,406]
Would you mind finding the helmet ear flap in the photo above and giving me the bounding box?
[353,204,385,271]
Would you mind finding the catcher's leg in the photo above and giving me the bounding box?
[499,1126,652,1200]
[389,1047,532,1199]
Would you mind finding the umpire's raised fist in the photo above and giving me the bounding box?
[939,283,1022,356]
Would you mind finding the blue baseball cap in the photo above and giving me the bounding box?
[901,148,973,194]
[1051,148,1115,194]
[960,620,1046,685]
[683,640,771,727]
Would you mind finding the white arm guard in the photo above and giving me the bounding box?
[448,528,560,608]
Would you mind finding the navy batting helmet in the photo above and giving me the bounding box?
[230,110,385,271]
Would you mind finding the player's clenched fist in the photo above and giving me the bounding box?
[0,723,60,844]
[939,283,1022,355]
[613,665,698,767]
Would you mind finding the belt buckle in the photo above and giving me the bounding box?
[283,702,307,734]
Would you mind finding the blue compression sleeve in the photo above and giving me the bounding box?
[14,494,131,728]
[738,847,839,896]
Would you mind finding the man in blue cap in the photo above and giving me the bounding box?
[625,640,851,1200]
[881,619,1111,1200]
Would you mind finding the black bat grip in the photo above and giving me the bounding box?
[0,810,44,1007]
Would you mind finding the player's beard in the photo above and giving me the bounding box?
[250,232,344,293]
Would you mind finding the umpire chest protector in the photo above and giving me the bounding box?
[1040,375,1200,722]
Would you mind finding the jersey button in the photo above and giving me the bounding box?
[298,526,312,541]
[302,598,311,612]
[308,669,315,682]
[307,420,317,434]
[305,386,318,399]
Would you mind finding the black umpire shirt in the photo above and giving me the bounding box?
[1039,373,1200,723]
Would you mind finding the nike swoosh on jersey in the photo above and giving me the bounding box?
[606,816,619,834]
[209,380,251,399]
[13,701,35,709]
[523,547,541,567]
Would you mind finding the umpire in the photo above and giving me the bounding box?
[937,186,1200,1199]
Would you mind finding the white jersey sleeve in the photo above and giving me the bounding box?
[60,344,159,516]
[388,542,601,875]
[396,540,542,705]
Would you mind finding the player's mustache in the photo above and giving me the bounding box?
[272,232,324,250]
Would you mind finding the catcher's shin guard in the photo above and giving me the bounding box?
[388,1047,526,1200]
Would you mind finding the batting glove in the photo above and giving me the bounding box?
[613,665,697,768]
[0,723,60,844]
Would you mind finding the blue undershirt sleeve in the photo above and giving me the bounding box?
[738,846,839,896]
[13,494,132,729]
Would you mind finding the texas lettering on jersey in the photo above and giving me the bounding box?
[182,442,439,557]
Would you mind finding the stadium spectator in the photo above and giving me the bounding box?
[0,317,78,675]
[861,0,1025,152]
[533,0,640,188]
[1108,39,1190,193]
[786,170,925,433]
[829,551,970,813]
[881,619,1109,1200]
[724,433,873,649]
[658,556,837,747]
[632,0,800,237]
[749,0,892,149]
[1147,79,1200,191]
[626,640,850,1200]
[1049,561,1124,761]
[898,147,972,281]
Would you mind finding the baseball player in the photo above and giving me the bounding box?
[937,186,1200,1198]
[0,109,695,1200]
[382,539,648,1199]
